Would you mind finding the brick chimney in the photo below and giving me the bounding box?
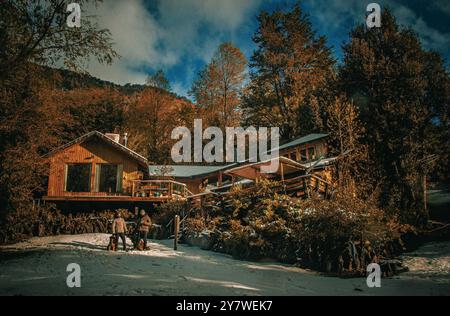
[122,132,128,148]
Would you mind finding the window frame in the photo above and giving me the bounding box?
[64,163,92,193]
[94,163,123,194]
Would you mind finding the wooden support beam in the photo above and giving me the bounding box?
[218,172,223,188]
[174,215,180,251]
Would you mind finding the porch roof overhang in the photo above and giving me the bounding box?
[224,156,306,181]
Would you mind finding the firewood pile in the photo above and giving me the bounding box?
[0,205,132,244]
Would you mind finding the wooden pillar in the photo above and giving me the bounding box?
[303,178,309,198]
[280,163,286,194]
[218,172,223,188]
[90,163,96,192]
[174,215,180,250]
[423,174,427,214]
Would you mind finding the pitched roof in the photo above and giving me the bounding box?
[45,131,148,167]
[149,165,233,179]
[148,134,330,178]
[276,133,328,152]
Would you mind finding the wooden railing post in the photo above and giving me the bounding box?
[174,215,180,250]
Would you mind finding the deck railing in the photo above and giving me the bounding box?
[131,180,193,199]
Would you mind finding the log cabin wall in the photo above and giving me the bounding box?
[47,138,144,197]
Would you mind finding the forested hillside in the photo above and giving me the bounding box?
[0,1,448,229]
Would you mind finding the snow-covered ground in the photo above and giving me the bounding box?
[0,234,449,296]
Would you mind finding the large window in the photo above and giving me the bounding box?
[65,164,91,192]
[95,164,123,193]
[300,149,307,161]
[308,147,316,160]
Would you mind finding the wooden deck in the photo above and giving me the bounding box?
[44,179,193,203]
[43,195,173,202]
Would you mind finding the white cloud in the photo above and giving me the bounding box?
[433,0,450,16]
[84,0,262,90]
[83,0,448,90]
[392,5,450,53]
[306,0,449,57]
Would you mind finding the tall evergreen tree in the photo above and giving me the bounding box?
[338,9,449,223]
[146,69,171,91]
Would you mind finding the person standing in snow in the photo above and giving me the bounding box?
[137,209,152,250]
[112,211,128,251]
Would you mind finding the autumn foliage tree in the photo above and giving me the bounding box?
[0,0,117,213]
[125,88,196,164]
[325,96,368,196]
[242,4,334,140]
[190,42,247,128]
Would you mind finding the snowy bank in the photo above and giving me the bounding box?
[0,234,449,296]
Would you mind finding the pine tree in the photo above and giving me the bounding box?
[338,9,449,223]
[146,70,171,91]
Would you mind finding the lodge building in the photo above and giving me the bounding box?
[43,131,337,211]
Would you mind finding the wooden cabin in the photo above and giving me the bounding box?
[43,131,336,211]
[148,133,336,196]
[43,131,188,211]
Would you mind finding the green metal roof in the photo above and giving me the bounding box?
[149,165,233,179]
[148,133,329,178]
[276,133,328,152]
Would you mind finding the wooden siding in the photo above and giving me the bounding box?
[47,138,144,197]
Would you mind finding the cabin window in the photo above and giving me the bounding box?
[95,164,123,193]
[65,164,91,192]
[300,149,307,161]
[289,152,297,161]
[308,147,316,160]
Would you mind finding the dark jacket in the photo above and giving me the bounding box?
[138,214,152,232]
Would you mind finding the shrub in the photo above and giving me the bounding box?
[183,180,415,275]
[152,200,189,238]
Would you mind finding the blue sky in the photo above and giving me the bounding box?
[86,0,450,98]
